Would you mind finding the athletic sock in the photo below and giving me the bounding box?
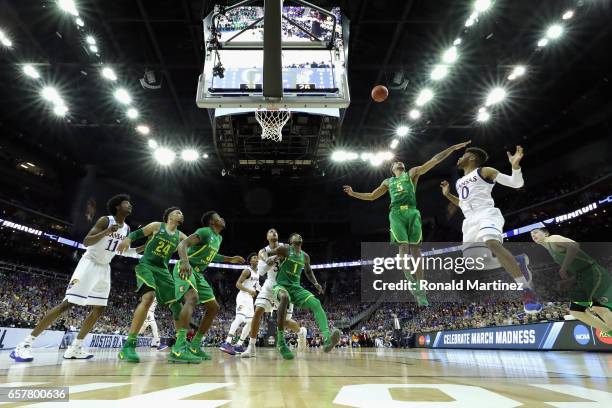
[191,332,203,348]
[225,336,233,344]
[514,276,534,290]
[23,334,36,346]
[302,297,330,340]
[249,337,257,348]
[175,329,187,348]
[73,339,83,347]
[236,339,244,346]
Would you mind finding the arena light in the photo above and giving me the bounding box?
[453,38,462,46]
[485,87,506,106]
[85,35,96,45]
[473,0,492,13]
[441,46,458,64]
[537,38,549,47]
[0,30,12,47]
[477,108,490,122]
[562,10,574,20]
[58,0,79,16]
[203,153,209,159]
[360,152,371,162]
[465,12,478,27]
[415,88,434,106]
[148,139,158,149]
[508,65,526,80]
[89,45,98,53]
[409,109,421,120]
[331,151,346,162]
[101,67,117,81]
[53,104,68,117]
[75,17,85,27]
[181,149,199,162]
[430,64,449,81]
[153,147,176,166]
[126,108,139,119]
[135,125,150,135]
[23,64,40,79]
[114,88,131,104]
[390,139,399,149]
[396,125,410,137]
[546,24,563,40]
[41,86,63,105]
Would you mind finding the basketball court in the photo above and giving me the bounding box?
[1,348,610,406]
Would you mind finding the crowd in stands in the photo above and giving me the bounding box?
[1,258,577,349]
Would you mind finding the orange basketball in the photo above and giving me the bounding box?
[371,85,389,102]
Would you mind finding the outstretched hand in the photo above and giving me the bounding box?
[440,180,450,196]
[342,185,353,196]
[452,140,471,151]
[507,145,524,169]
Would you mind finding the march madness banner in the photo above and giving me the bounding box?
[416,321,611,351]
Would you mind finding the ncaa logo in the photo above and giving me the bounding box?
[573,324,591,345]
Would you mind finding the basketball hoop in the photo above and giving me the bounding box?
[255,108,291,142]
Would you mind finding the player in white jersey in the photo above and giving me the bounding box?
[219,253,261,355]
[138,298,166,350]
[440,146,542,313]
[241,228,306,358]
[10,194,133,363]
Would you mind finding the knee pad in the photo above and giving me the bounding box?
[169,302,182,320]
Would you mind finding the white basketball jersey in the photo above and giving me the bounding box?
[240,267,260,294]
[455,168,496,215]
[82,215,130,265]
[261,242,286,283]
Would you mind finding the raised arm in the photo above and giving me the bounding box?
[83,216,116,247]
[480,145,525,188]
[440,180,460,207]
[343,180,389,201]
[409,141,471,181]
[236,269,257,297]
[117,221,161,254]
[303,253,323,294]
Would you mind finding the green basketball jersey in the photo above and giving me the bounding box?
[276,246,306,286]
[187,227,223,272]
[140,223,181,269]
[387,172,417,209]
[543,241,598,274]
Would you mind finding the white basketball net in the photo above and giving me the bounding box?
[255,109,291,142]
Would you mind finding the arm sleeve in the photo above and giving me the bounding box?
[495,168,524,188]
[257,259,271,276]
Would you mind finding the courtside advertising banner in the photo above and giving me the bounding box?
[416,321,612,351]
[0,327,65,350]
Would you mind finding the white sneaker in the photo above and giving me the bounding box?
[10,343,33,362]
[298,327,307,351]
[63,345,94,360]
[240,345,256,358]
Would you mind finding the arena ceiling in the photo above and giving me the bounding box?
[0,0,611,184]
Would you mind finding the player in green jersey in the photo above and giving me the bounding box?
[171,210,245,363]
[115,207,187,363]
[343,141,471,306]
[269,233,341,360]
[531,228,611,334]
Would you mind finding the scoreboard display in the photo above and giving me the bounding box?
[210,67,338,93]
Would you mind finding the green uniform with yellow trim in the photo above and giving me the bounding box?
[387,171,422,244]
[543,241,611,309]
[135,223,180,304]
[273,247,316,307]
[173,227,224,304]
